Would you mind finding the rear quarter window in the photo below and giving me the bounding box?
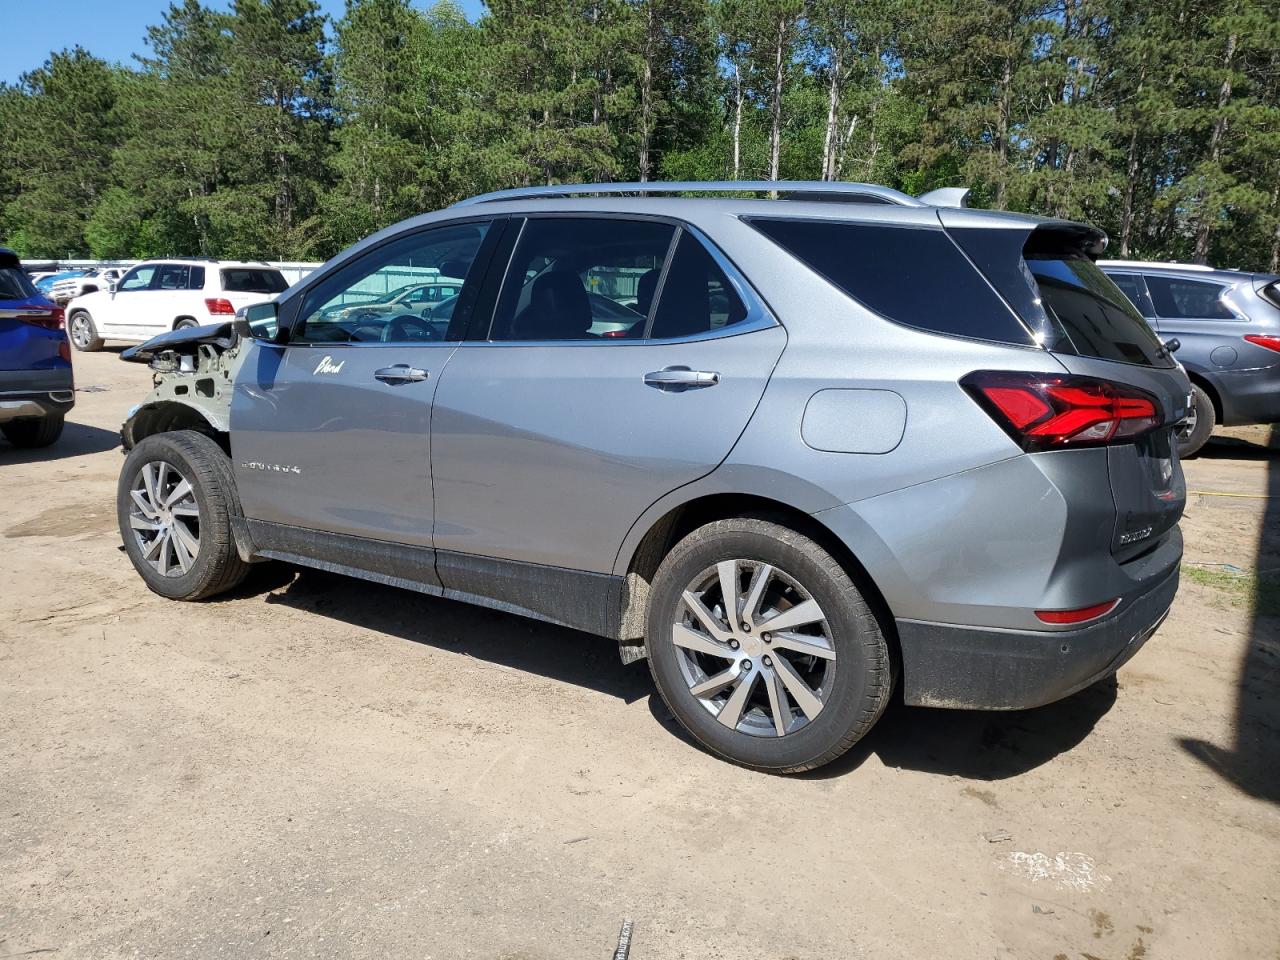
[0,267,36,300]
[221,269,287,294]
[747,218,1033,346]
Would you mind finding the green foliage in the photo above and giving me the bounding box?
[0,0,1276,269]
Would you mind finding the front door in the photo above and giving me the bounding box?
[231,220,494,548]
[96,263,159,338]
[430,216,786,575]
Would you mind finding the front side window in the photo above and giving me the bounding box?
[1146,275,1235,320]
[119,265,157,292]
[294,222,489,344]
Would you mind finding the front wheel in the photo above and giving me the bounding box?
[646,518,892,773]
[69,310,103,352]
[117,430,250,600]
[1175,384,1214,459]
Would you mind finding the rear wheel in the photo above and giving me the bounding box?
[1175,384,1214,459]
[174,317,198,330]
[68,310,103,352]
[2,414,64,448]
[646,518,892,773]
[117,430,250,600]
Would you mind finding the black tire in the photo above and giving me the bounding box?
[646,518,892,774]
[68,310,104,352]
[117,430,251,600]
[174,317,198,330]
[2,414,64,448]
[1176,384,1214,459]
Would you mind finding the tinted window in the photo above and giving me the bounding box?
[1106,273,1152,315]
[1146,275,1235,320]
[296,222,488,344]
[649,231,748,339]
[190,266,206,290]
[490,218,673,341]
[749,218,1031,345]
[155,264,190,290]
[1027,255,1170,366]
[119,265,157,292]
[221,268,287,294]
[0,267,36,300]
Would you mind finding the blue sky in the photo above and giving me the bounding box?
[2,0,486,85]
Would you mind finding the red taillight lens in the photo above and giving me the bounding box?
[205,298,235,315]
[963,371,1161,449]
[1243,334,1280,353]
[16,306,64,331]
[1035,599,1120,625]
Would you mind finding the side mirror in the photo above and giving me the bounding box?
[233,300,286,344]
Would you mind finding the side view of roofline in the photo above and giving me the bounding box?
[1097,259,1220,273]
[453,180,939,208]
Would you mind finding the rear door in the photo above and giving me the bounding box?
[430,215,786,575]
[1143,273,1247,379]
[231,219,496,548]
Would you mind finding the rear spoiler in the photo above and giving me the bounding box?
[918,187,970,208]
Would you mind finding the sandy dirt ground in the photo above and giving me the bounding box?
[1,349,1277,960]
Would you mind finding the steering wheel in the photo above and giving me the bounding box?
[383,314,438,342]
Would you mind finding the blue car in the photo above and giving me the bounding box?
[34,270,84,297]
[1,248,74,447]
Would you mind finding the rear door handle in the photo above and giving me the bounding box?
[374,364,429,383]
[643,366,720,392]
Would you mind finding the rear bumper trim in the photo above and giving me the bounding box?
[896,564,1179,710]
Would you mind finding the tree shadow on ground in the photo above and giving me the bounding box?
[1181,425,1280,804]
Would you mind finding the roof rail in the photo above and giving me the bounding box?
[1097,259,1219,272]
[453,180,927,207]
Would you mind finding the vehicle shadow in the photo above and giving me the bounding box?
[1180,424,1280,803]
[0,419,120,461]
[1194,432,1280,461]
[250,566,654,703]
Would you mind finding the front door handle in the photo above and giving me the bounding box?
[643,366,720,392]
[374,364,429,383]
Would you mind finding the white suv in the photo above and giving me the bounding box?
[67,260,288,352]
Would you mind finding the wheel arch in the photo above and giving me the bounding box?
[173,315,198,329]
[616,492,898,671]
[1185,371,1222,424]
[122,400,230,457]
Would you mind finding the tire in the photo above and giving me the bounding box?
[1175,384,1214,459]
[646,518,892,774]
[174,318,198,330]
[2,414,64,448]
[68,310,104,352]
[117,429,251,600]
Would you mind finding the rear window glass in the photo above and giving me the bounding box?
[221,268,287,294]
[1146,275,1234,320]
[1027,255,1171,367]
[0,267,36,300]
[747,218,1032,345]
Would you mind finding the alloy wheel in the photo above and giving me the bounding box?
[1175,404,1198,443]
[671,559,835,737]
[127,461,201,577]
[70,314,91,348]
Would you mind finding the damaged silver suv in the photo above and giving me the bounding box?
[116,182,1190,773]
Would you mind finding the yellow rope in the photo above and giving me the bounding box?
[1187,490,1272,499]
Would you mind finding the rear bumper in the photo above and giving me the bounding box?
[896,563,1179,710]
[0,368,75,423]
[1209,365,1280,425]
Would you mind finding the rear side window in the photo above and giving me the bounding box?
[748,218,1032,345]
[155,264,190,290]
[649,232,748,339]
[189,266,206,290]
[0,267,36,299]
[1146,275,1235,320]
[1026,255,1170,366]
[221,268,287,294]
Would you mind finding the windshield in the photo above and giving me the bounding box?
[1026,254,1173,367]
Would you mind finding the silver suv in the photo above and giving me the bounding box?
[115,182,1191,773]
[1100,260,1280,457]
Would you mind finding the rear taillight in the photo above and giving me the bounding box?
[1243,334,1280,353]
[16,306,64,331]
[1035,599,1120,625]
[963,371,1161,449]
[205,298,235,315]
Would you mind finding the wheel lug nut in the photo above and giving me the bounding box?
[762,633,772,643]
[729,639,739,650]
[741,660,752,672]
[741,621,751,632]
[763,655,772,667]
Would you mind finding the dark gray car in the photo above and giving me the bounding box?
[1101,260,1280,456]
[114,182,1190,773]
